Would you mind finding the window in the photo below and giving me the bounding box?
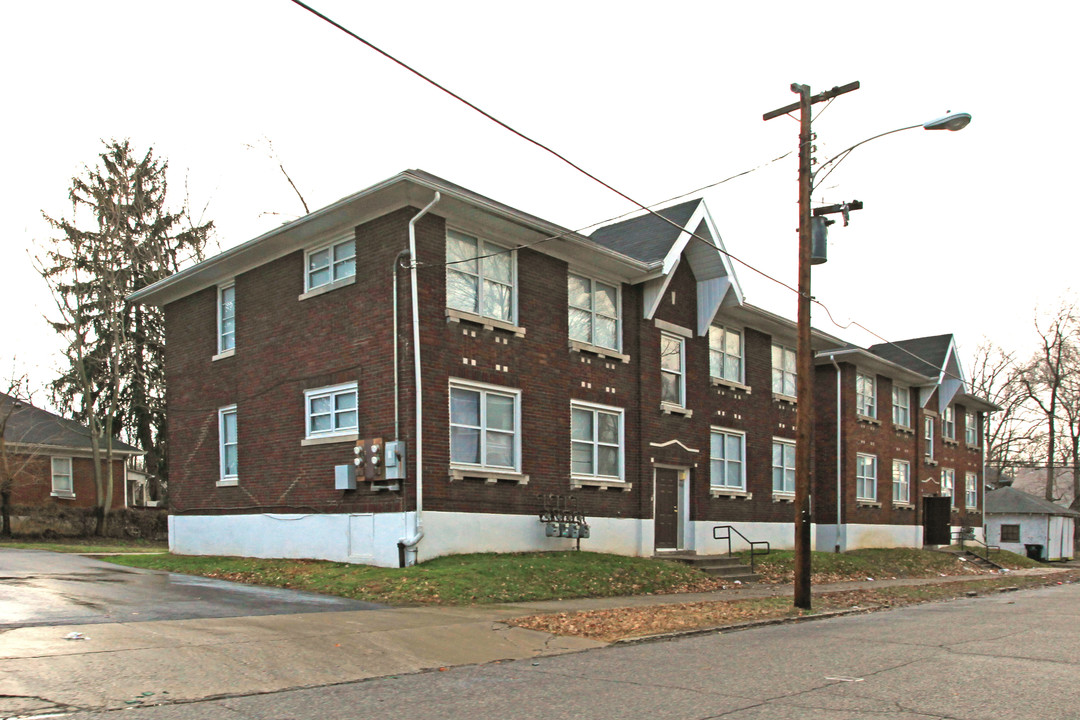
[892,460,910,504]
[709,325,743,383]
[660,333,685,406]
[450,381,520,471]
[856,373,877,418]
[711,429,745,490]
[965,411,978,445]
[925,417,935,459]
[306,238,355,291]
[941,468,955,504]
[571,402,623,481]
[1000,524,1020,543]
[857,454,878,501]
[772,440,796,494]
[772,344,797,397]
[305,383,358,439]
[218,283,235,353]
[51,457,73,496]
[446,229,515,323]
[219,405,238,483]
[568,274,619,350]
[942,406,955,440]
[965,472,978,508]
[892,386,910,427]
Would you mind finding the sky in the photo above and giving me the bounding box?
[2,1,1077,404]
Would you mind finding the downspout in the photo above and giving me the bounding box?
[398,192,441,566]
[392,249,410,441]
[830,355,842,553]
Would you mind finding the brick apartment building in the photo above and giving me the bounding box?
[130,170,995,566]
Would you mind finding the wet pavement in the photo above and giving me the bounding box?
[0,549,382,628]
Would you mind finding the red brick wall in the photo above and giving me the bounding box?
[7,452,126,509]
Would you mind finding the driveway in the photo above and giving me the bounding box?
[0,548,381,628]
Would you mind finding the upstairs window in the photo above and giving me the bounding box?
[306,238,355,291]
[892,460,911,504]
[447,230,515,323]
[892,386,910,427]
[772,344,797,397]
[660,333,685,407]
[709,325,743,384]
[857,454,878,501]
[218,283,235,354]
[856,373,877,418]
[772,440,796,494]
[305,383,358,439]
[450,381,520,471]
[51,457,74,497]
[571,402,623,481]
[568,274,619,350]
[711,429,745,490]
[925,417,935,459]
[942,406,956,440]
[965,411,979,445]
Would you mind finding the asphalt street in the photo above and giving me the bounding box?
[0,549,381,628]
[53,581,1080,720]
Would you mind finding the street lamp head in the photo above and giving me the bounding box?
[922,112,972,131]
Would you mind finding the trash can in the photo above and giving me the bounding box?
[1025,543,1044,560]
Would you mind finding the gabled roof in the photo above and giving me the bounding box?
[985,485,1080,518]
[868,334,953,377]
[588,199,701,264]
[1,392,141,455]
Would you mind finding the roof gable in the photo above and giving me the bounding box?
[986,485,1080,517]
[588,199,700,264]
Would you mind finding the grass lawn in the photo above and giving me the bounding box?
[0,538,168,554]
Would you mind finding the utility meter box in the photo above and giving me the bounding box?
[385,441,407,480]
[334,464,357,490]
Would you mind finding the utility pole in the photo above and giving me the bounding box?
[764,81,859,610]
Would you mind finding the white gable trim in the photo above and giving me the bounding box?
[643,258,680,320]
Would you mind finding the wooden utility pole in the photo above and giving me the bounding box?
[764,81,859,610]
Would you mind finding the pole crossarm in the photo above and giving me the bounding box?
[763,81,860,121]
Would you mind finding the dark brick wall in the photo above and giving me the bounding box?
[6,453,126,509]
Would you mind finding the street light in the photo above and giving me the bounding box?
[765,83,971,610]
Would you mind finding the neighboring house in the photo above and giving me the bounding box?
[985,485,1077,561]
[0,392,140,510]
[129,170,996,566]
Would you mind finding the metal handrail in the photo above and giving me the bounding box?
[713,525,771,573]
[952,529,1003,568]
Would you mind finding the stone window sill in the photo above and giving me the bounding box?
[298,275,355,302]
[711,377,751,394]
[212,348,235,362]
[50,491,76,500]
[446,308,526,337]
[857,500,882,508]
[569,340,630,363]
[711,488,752,499]
[450,467,529,485]
[893,502,915,510]
[894,425,915,435]
[216,478,238,488]
[773,493,795,503]
[925,458,938,466]
[857,415,881,426]
[301,433,359,447]
[571,477,631,491]
[661,402,693,418]
[966,443,981,451]
[773,393,797,405]
[943,438,960,447]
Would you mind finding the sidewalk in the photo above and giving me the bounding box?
[0,566,1065,717]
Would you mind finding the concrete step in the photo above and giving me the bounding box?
[656,554,761,582]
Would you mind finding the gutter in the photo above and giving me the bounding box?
[830,355,843,553]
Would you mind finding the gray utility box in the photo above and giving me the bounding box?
[385,441,407,480]
[335,464,357,490]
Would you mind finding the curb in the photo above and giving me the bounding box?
[610,606,877,646]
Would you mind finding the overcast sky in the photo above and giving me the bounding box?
[2,1,1076,403]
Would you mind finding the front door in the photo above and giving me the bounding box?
[654,468,680,550]
[923,496,951,545]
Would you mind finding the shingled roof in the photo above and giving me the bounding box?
[868,334,953,377]
[1,392,140,454]
[985,485,1080,517]
[588,199,702,263]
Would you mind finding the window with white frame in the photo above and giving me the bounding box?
[772,440,796,494]
[942,406,955,440]
[51,457,73,496]
[925,416,935,459]
[306,238,355,291]
[709,325,743,384]
[857,454,878,501]
[446,229,515,323]
[965,472,978,508]
[218,283,235,353]
[450,381,520,471]
[304,383,358,439]
[965,411,978,445]
[660,333,685,406]
[711,429,745,490]
[772,344,797,397]
[892,459,911,504]
[892,386,910,427]
[568,274,619,350]
[856,373,877,418]
[941,467,955,504]
[571,402,623,481]
[219,405,238,482]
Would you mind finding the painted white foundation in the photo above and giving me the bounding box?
[987,513,1073,561]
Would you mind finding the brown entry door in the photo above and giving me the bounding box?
[923,496,951,545]
[655,468,680,550]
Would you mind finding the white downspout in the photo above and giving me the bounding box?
[830,355,843,553]
[399,192,440,566]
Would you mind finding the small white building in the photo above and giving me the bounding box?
[985,485,1078,561]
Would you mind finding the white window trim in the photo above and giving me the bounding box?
[941,467,955,505]
[709,325,745,385]
[568,273,622,353]
[892,459,911,505]
[660,332,686,409]
[772,437,796,496]
[303,236,356,294]
[446,228,519,326]
[856,372,877,419]
[710,427,746,492]
[856,453,878,501]
[218,405,238,486]
[925,416,935,460]
[892,385,911,428]
[215,281,236,358]
[965,471,978,508]
[570,400,625,483]
[965,411,979,446]
[304,382,359,440]
[772,343,797,398]
[942,406,956,440]
[50,456,75,498]
[449,378,523,474]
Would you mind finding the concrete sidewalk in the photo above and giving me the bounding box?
[0,566,1064,717]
